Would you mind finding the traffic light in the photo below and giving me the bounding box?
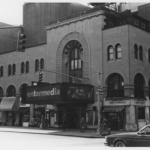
[39,72,43,82]
[17,32,26,52]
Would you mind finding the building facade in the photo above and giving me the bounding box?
[0,3,150,131]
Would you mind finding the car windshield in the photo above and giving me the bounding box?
[139,126,150,135]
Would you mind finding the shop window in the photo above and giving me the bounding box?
[40,58,44,70]
[134,74,144,98]
[115,44,122,59]
[87,110,93,125]
[26,61,29,73]
[138,107,145,119]
[107,73,124,97]
[139,46,143,61]
[134,44,138,60]
[94,110,98,125]
[108,46,114,61]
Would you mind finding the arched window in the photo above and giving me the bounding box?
[35,59,39,72]
[63,40,83,83]
[8,64,11,76]
[0,87,4,98]
[21,62,25,74]
[139,46,143,61]
[40,58,44,70]
[108,46,114,60]
[134,74,144,98]
[7,85,16,97]
[12,64,16,75]
[107,73,124,97]
[115,44,122,59]
[0,66,3,77]
[134,44,138,60]
[148,49,150,63]
[26,61,29,73]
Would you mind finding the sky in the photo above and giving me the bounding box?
[0,0,146,26]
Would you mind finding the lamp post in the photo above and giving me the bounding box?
[96,71,103,135]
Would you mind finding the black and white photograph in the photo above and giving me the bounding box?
[0,0,150,149]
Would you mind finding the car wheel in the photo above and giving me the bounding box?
[115,141,126,147]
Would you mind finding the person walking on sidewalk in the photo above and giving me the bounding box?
[80,117,86,133]
[62,114,66,131]
[41,116,45,129]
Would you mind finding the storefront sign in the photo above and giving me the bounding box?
[135,99,146,105]
[104,99,130,106]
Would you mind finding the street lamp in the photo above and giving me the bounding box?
[96,71,103,135]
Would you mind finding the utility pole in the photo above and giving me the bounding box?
[96,71,103,135]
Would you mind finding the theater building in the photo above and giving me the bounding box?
[0,3,150,131]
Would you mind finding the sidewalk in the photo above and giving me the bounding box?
[0,126,133,138]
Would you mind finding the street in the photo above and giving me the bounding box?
[0,131,106,150]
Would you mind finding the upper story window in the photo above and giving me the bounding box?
[7,85,16,97]
[40,58,44,70]
[0,66,3,78]
[8,64,11,76]
[108,46,114,61]
[139,45,143,61]
[148,49,150,63]
[107,73,124,97]
[135,20,139,26]
[21,62,25,74]
[12,64,16,75]
[134,44,138,60]
[35,59,39,72]
[141,23,145,29]
[26,61,29,73]
[115,44,122,59]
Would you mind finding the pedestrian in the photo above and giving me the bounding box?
[80,117,86,133]
[41,116,45,129]
[45,117,49,130]
[62,114,66,131]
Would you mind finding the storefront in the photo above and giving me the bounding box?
[0,97,20,126]
[22,82,94,128]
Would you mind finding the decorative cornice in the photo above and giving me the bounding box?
[45,10,105,30]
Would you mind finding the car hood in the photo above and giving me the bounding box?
[106,132,137,138]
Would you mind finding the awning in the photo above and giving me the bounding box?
[0,97,20,111]
[103,106,125,112]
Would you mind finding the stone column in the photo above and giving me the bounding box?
[30,104,34,121]
[145,107,150,124]
[125,105,137,131]
[124,84,134,97]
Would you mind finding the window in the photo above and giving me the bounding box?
[116,44,122,59]
[139,46,143,61]
[7,85,16,97]
[134,44,138,60]
[12,64,16,75]
[108,46,114,61]
[0,66,3,77]
[63,40,83,83]
[134,74,144,98]
[35,59,39,72]
[148,49,150,63]
[26,61,29,73]
[107,73,124,97]
[135,20,139,26]
[138,107,145,119]
[21,62,25,74]
[0,87,4,98]
[8,64,11,76]
[141,23,145,29]
[40,58,44,70]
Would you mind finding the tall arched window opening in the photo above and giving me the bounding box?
[134,74,144,98]
[40,58,44,70]
[8,64,11,76]
[21,62,25,74]
[108,46,114,61]
[7,85,16,97]
[107,73,124,97]
[134,44,138,60]
[115,44,122,59]
[139,46,143,61]
[26,61,29,73]
[35,59,39,72]
[12,64,16,75]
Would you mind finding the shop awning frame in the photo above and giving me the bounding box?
[103,106,125,112]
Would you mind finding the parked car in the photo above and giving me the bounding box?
[105,124,150,147]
